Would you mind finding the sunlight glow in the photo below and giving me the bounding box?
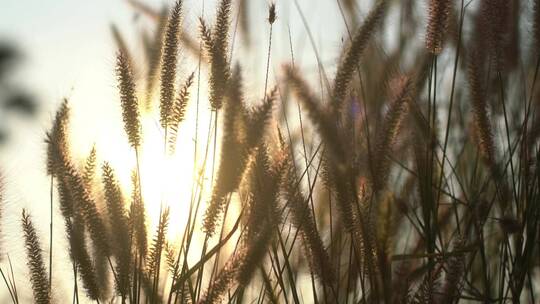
[136,99,213,240]
[77,85,216,243]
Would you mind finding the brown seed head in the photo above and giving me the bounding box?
[268,3,276,25]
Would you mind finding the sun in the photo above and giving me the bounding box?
[136,102,215,239]
[77,92,215,242]
[137,114,194,236]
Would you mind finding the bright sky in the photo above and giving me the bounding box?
[0,0,354,302]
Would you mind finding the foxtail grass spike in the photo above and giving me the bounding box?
[239,0,250,46]
[56,165,101,300]
[45,99,70,177]
[111,24,132,65]
[82,145,97,187]
[168,72,194,154]
[116,51,141,149]
[202,66,246,235]
[440,237,466,303]
[425,0,452,54]
[160,0,183,128]
[62,157,111,257]
[280,144,335,286]
[204,0,232,110]
[21,210,51,304]
[372,75,413,192]
[244,146,281,240]
[332,0,388,115]
[68,210,102,300]
[467,51,496,167]
[245,87,276,150]
[142,7,168,110]
[146,207,169,302]
[202,146,280,302]
[268,3,276,25]
[285,65,346,163]
[102,162,132,297]
[477,0,509,70]
[130,170,147,259]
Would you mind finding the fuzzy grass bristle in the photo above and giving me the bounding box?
[201,146,280,303]
[467,50,496,167]
[285,65,345,162]
[159,0,183,128]
[202,0,232,111]
[280,143,335,286]
[45,99,70,177]
[130,170,147,259]
[146,207,169,302]
[67,210,102,300]
[116,51,141,149]
[268,3,276,25]
[82,145,97,186]
[425,0,452,54]
[372,75,413,192]
[332,0,388,114]
[21,210,51,304]
[102,162,132,298]
[476,0,509,70]
[202,66,247,235]
[168,72,194,154]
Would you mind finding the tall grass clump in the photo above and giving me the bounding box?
[1,0,540,303]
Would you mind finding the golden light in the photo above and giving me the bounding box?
[137,112,200,238]
[70,83,216,243]
[137,97,215,240]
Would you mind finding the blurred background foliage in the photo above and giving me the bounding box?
[0,42,38,146]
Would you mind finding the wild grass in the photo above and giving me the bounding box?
[1,0,540,303]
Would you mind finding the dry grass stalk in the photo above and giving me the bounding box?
[21,210,51,304]
[285,65,345,162]
[45,99,70,177]
[239,0,250,46]
[200,147,279,304]
[332,0,388,114]
[425,0,452,54]
[439,237,466,303]
[56,169,101,300]
[102,162,132,298]
[130,170,147,259]
[477,0,509,70]
[202,0,232,111]
[244,88,276,149]
[203,66,245,235]
[68,210,102,300]
[141,7,168,110]
[111,24,132,67]
[203,67,273,236]
[160,0,183,128]
[467,50,497,168]
[82,145,97,187]
[47,101,111,259]
[372,75,413,192]
[280,142,335,287]
[117,51,141,149]
[168,72,194,154]
[146,207,170,301]
[64,164,111,257]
